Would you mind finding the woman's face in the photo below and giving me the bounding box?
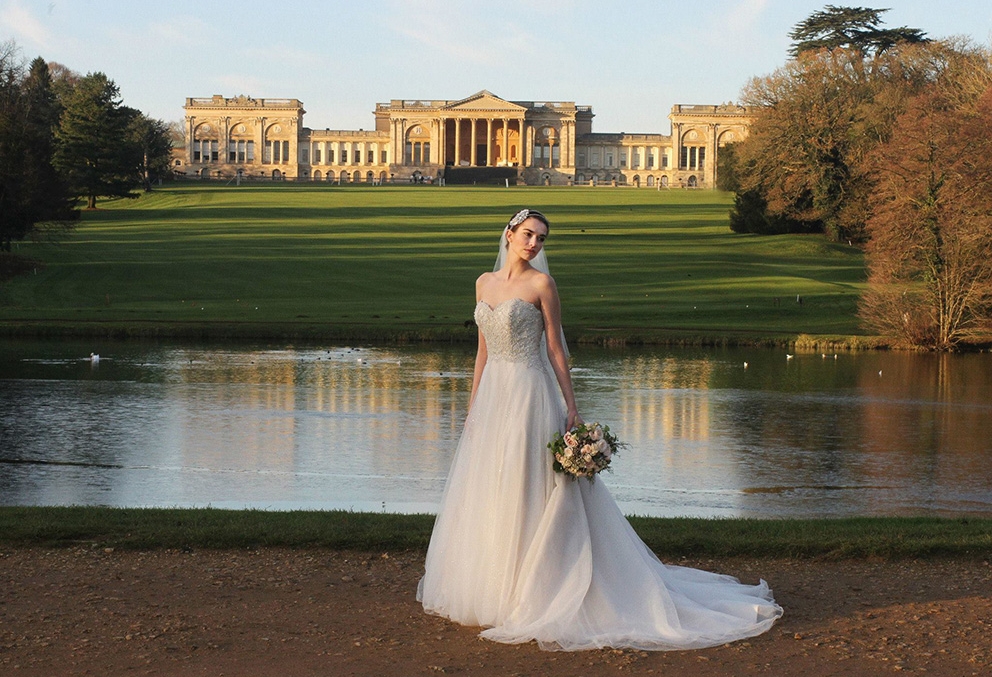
[507,217,548,262]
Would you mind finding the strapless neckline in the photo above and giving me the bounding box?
[477,298,540,313]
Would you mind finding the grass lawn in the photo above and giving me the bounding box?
[0,183,868,344]
[1,507,988,560]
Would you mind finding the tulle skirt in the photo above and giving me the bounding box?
[417,360,782,651]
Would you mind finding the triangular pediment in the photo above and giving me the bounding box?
[444,90,527,112]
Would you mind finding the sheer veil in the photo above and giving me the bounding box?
[493,212,569,359]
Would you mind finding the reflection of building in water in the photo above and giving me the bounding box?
[180,92,750,187]
[169,348,471,482]
[617,356,714,443]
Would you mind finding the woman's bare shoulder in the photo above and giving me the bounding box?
[530,270,557,293]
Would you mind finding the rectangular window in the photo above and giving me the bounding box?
[381,150,387,164]
[423,143,430,164]
[229,141,236,163]
[681,146,688,169]
[662,153,668,168]
[328,149,335,164]
[246,141,255,161]
[210,141,218,162]
[698,147,705,171]
[648,152,655,169]
[618,152,624,167]
[300,148,309,164]
[577,153,586,166]
[413,143,422,165]
[193,149,201,162]
[273,141,281,163]
[282,141,290,164]
[238,140,246,163]
[353,149,361,164]
[367,150,374,164]
[314,146,321,164]
[405,142,413,165]
[263,141,272,163]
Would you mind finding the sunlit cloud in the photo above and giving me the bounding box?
[0,0,56,49]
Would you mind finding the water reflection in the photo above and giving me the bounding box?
[1,340,990,518]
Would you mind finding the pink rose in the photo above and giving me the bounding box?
[563,432,578,448]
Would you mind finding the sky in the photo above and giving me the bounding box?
[2,0,991,135]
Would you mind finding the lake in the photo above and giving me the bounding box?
[1,339,990,518]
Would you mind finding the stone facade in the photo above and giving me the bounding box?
[180,91,750,188]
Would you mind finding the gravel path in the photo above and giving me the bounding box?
[2,548,990,676]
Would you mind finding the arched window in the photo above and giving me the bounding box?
[534,127,559,169]
[192,123,218,164]
[405,125,432,165]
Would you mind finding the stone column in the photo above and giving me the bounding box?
[707,124,718,186]
[454,118,461,166]
[502,119,509,167]
[519,119,527,166]
[486,119,493,167]
[470,119,478,166]
[185,117,194,164]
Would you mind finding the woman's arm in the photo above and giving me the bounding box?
[538,276,583,430]
[468,275,489,412]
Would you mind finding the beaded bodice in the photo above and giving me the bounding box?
[475,299,546,368]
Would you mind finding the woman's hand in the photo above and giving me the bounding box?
[567,410,584,430]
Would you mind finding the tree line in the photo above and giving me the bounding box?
[721,6,992,350]
[0,40,173,254]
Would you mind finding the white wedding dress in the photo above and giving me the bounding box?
[417,298,783,651]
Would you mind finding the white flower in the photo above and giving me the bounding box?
[589,426,604,442]
[596,439,610,457]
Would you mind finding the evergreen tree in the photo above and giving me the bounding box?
[789,5,928,57]
[123,108,174,191]
[54,72,137,209]
[0,46,75,252]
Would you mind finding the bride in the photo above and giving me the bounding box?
[417,209,783,651]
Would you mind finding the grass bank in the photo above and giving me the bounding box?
[0,183,870,346]
[1,507,988,560]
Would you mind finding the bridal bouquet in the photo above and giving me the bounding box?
[549,423,625,480]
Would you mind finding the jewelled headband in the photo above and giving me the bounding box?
[507,208,549,229]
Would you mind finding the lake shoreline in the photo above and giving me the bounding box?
[0,318,887,350]
[3,508,990,559]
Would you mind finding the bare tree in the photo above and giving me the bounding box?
[860,56,992,349]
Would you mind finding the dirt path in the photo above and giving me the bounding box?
[2,548,990,676]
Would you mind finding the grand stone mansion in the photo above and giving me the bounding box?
[180,90,750,187]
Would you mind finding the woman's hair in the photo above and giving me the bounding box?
[507,208,549,232]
